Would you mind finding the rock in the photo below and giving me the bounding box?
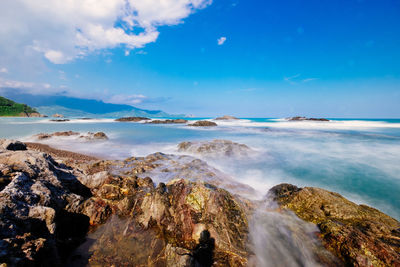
[82,132,109,141]
[115,117,150,122]
[147,119,188,124]
[268,184,400,266]
[0,149,91,265]
[77,177,250,266]
[28,112,47,118]
[215,115,239,120]
[52,114,64,118]
[0,139,27,151]
[188,121,218,127]
[50,119,70,122]
[287,116,329,122]
[178,139,252,157]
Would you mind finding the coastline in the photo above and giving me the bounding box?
[1,139,399,266]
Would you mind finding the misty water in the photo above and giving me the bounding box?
[1,117,400,265]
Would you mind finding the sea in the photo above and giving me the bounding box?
[1,117,399,265]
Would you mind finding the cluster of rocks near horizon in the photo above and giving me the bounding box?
[0,138,399,266]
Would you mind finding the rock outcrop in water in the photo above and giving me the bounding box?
[269,183,400,266]
[147,119,188,124]
[34,131,108,141]
[188,120,218,127]
[215,115,239,120]
[178,139,252,157]
[287,116,329,122]
[115,116,150,122]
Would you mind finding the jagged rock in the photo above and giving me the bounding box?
[269,183,400,266]
[147,119,188,124]
[287,116,329,121]
[77,177,250,266]
[0,139,27,151]
[0,149,91,265]
[115,117,150,122]
[178,139,252,157]
[188,121,217,127]
[215,115,239,120]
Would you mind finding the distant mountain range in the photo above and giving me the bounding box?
[0,88,181,118]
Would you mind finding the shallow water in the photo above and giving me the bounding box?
[2,117,400,266]
[2,117,398,220]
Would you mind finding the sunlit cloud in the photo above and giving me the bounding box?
[0,0,212,64]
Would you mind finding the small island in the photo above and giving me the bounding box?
[0,96,45,117]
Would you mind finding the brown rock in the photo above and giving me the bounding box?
[269,184,400,266]
[115,117,150,122]
[215,115,239,120]
[188,120,218,127]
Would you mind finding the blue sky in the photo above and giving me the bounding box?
[0,0,399,117]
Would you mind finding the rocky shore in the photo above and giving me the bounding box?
[1,139,399,266]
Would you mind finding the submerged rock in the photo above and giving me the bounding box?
[147,119,188,124]
[188,121,218,127]
[178,139,252,157]
[269,183,400,266]
[115,117,150,122]
[215,115,239,120]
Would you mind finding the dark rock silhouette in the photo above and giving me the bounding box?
[189,230,215,267]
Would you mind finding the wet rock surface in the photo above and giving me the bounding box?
[269,183,400,266]
[115,117,150,122]
[188,120,218,127]
[76,177,250,266]
[178,139,252,157]
[147,119,188,124]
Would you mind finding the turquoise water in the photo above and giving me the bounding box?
[1,117,399,220]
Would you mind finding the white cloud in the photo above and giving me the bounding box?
[217,36,227,45]
[107,94,148,105]
[0,0,212,64]
[0,67,8,73]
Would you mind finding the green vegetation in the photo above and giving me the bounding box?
[0,96,38,116]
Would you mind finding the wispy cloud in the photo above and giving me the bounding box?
[284,74,318,85]
[0,67,8,73]
[217,37,227,45]
[0,0,212,64]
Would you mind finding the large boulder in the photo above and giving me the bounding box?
[77,176,250,266]
[0,149,91,265]
[268,184,400,266]
[178,139,252,157]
